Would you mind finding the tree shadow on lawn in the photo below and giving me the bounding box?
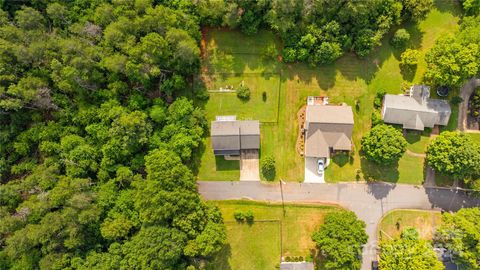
[433,0,462,15]
[404,23,424,50]
[360,154,400,196]
[400,65,417,82]
[405,131,421,144]
[284,34,404,92]
[215,156,240,171]
[205,244,233,270]
[331,152,353,167]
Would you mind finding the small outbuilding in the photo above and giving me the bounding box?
[382,85,451,131]
[210,116,260,156]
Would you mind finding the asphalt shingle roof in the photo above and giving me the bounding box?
[305,105,354,158]
[211,120,260,154]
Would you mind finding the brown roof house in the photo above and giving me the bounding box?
[382,85,451,130]
[304,103,354,158]
[210,116,260,156]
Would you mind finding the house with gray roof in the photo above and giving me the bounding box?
[211,116,260,156]
[304,104,354,158]
[382,85,451,131]
[280,261,314,270]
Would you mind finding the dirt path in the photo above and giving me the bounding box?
[405,149,426,158]
[458,78,480,131]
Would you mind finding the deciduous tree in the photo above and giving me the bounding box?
[380,227,443,270]
[435,208,480,269]
[426,132,480,180]
[361,124,407,165]
[312,211,368,270]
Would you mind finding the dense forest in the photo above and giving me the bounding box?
[0,0,479,269]
[0,1,224,269]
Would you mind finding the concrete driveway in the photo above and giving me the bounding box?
[240,150,260,181]
[304,157,324,183]
[198,181,480,270]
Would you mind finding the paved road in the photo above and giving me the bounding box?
[458,78,480,131]
[198,181,480,270]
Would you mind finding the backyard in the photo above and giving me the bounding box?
[378,209,442,241]
[206,200,340,270]
[195,0,462,184]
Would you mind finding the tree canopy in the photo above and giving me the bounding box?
[0,1,225,269]
[312,211,368,270]
[361,124,407,165]
[380,227,443,270]
[425,15,480,87]
[188,0,432,65]
[435,208,480,269]
[426,132,480,180]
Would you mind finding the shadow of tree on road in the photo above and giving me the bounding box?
[425,188,480,211]
[366,182,397,200]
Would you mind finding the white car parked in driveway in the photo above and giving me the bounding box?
[317,159,325,176]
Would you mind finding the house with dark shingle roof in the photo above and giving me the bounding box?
[304,104,354,158]
[382,85,451,130]
[210,116,260,156]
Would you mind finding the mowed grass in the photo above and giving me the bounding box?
[467,133,480,144]
[196,1,461,183]
[207,201,341,270]
[405,131,432,154]
[197,137,240,181]
[202,75,280,123]
[378,209,442,241]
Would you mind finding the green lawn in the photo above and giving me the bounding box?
[196,1,461,183]
[206,201,340,270]
[197,137,240,181]
[378,209,442,241]
[467,133,480,144]
[353,154,425,185]
[201,75,281,123]
[405,131,432,154]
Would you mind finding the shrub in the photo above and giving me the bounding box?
[374,90,386,108]
[391,29,410,48]
[470,88,480,118]
[282,47,296,62]
[361,124,407,165]
[261,155,276,181]
[234,211,245,222]
[400,49,420,67]
[450,96,463,106]
[263,44,277,60]
[262,91,267,102]
[244,210,254,224]
[371,111,383,127]
[237,84,251,100]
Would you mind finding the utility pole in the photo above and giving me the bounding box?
[280,179,286,217]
